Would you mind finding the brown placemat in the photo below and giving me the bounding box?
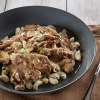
[0,25,100,100]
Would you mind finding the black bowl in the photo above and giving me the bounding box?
[0,6,96,95]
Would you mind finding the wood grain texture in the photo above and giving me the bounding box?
[88,25,100,100]
[0,0,99,99]
[92,69,100,100]
[6,0,66,11]
[0,0,6,13]
[67,0,100,25]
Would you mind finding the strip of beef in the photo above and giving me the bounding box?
[9,53,53,85]
[9,54,34,85]
[31,54,52,75]
[59,59,75,73]
[40,48,73,62]
[0,34,33,50]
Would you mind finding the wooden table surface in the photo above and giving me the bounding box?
[0,26,99,100]
[0,0,100,100]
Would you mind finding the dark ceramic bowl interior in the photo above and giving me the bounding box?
[0,6,96,95]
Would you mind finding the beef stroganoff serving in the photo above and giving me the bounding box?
[0,24,81,91]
